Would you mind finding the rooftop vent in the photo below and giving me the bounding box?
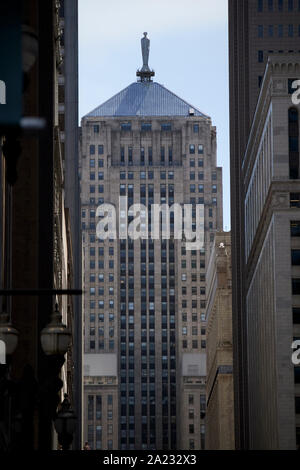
[189,107,195,116]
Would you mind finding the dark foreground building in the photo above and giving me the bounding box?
[0,0,82,450]
[229,0,300,449]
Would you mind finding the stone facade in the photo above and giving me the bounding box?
[205,232,234,449]
[243,55,300,449]
[80,82,223,450]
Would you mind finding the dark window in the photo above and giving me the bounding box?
[278,24,283,37]
[289,0,294,10]
[258,0,263,11]
[268,25,274,37]
[268,0,273,10]
[128,147,133,165]
[258,50,264,62]
[161,123,171,131]
[289,108,299,179]
[141,122,151,131]
[278,0,283,11]
[90,145,95,155]
[288,24,294,37]
[258,75,263,88]
[291,221,300,236]
[94,124,99,133]
[294,308,300,324]
[292,279,300,295]
[98,145,104,155]
[296,397,300,414]
[258,25,263,37]
[193,124,199,133]
[121,122,131,131]
[291,193,300,207]
[292,250,300,265]
[189,144,195,154]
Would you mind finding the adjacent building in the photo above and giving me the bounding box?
[80,34,223,450]
[243,54,300,449]
[205,231,234,450]
[228,0,300,448]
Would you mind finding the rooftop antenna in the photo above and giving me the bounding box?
[136,32,155,83]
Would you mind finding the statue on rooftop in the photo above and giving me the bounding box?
[141,32,150,72]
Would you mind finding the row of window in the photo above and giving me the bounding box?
[90,340,114,350]
[258,24,300,37]
[89,144,104,155]
[89,313,114,323]
[90,122,203,133]
[258,0,300,12]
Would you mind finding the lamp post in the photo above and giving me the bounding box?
[39,303,72,450]
[0,311,19,359]
[40,303,71,356]
[54,393,77,450]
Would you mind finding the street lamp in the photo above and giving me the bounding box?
[0,311,19,357]
[40,303,71,356]
[54,394,77,450]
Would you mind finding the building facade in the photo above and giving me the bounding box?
[80,37,223,450]
[0,0,81,450]
[205,231,234,450]
[228,0,300,448]
[243,55,300,449]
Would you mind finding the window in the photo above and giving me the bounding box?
[193,124,199,133]
[161,147,165,165]
[198,159,203,168]
[141,122,151,131]
[90,144,95,155]
[268,25,274,37]
[293,308,300,324]
[278,0,283,11]
[161,123,171,131]
[291,193,300,208]
[268,0,273,10]
[121,122,131,131]
[288,24,294,37]
[189,144,195,154]
[98,145,104,155]
[292,279,300,295]
[98,159,104,167]
[258,0,263,11]
[189,424,194,434]
[120,147,125,164]
[278,24,283,37]
[291,221,300,236]
[258,50,264,63]
[90,159,95,168]
[258,25,263,37]
[198,144,204,154]
[128,146,133,165]
[140,147,145,166]
[148,147,153,166]
[289,0,294,10]
[292,250,300,265]
[90,172,95,180]
[289,108,299,179]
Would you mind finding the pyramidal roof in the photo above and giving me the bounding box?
[84,81,209,119]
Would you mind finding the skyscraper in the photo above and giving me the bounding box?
[80,34,223,450]
[229,0,300,449]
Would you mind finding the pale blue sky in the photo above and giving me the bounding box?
[78,0,230,229]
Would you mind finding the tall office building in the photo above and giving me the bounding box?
[80,34,223,450]
[229,0,300,448]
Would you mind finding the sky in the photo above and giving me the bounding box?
[78,0,230,229]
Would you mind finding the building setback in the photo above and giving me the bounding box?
[80,35,223,450]
[205,231,234,450]
[228,0,300,449]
